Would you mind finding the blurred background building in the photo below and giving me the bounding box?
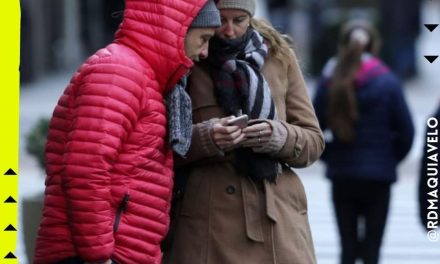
[20,0,423,82]
[20,0,439,263]
[21,0,124,83]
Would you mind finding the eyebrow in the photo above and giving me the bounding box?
[201,33,214,39]
[221,15,247,20]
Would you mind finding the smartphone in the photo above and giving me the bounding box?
[226,114,249,128]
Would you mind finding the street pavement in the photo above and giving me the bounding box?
[18,3,440,264]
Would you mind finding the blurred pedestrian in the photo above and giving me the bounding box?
[418,104,440,231]
[380,0,421,79]
[33,0,221,263]
[79,0,125,56]
[313,20,415,264]
[267,0,291,34]
[162,0,324,263]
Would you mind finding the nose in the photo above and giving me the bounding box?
[223,22,234,38]
[199,43,209,59]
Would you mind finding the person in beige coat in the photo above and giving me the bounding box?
[162,0,324,263]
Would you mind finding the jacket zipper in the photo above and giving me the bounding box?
[113,193,130,233]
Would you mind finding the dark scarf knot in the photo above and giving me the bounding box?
[208,28,280,183]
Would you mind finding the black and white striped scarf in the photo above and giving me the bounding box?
[209,28,277,120]
[209,28,280,183]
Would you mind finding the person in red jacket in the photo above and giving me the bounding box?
[33,1,220,264]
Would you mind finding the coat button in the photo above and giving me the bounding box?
[175,189,182,199]
[226,185,236,194]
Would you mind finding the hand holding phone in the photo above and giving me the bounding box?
[226,114,248,129]
[211,116,247,151]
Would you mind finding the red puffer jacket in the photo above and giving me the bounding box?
[34,1,208,263]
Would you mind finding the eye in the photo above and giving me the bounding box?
[201,36,210,44]
[233,17,246,24]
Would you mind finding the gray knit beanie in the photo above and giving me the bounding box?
[190,0,221,28]
[217,0,256,16]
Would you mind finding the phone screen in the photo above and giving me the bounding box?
[226,115,248,128]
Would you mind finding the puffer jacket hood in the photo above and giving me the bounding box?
[115,0,208,92]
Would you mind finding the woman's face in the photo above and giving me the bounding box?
[215,9,250,40]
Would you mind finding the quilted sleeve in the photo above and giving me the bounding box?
[312,78,329,132]
[387,75,415,163]
[61,61,143,261]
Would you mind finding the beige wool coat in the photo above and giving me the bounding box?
[162,51,324,264]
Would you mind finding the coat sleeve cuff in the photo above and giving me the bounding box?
[195,119,224,157]
[277,120,306,160]
[252,120,288,155]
